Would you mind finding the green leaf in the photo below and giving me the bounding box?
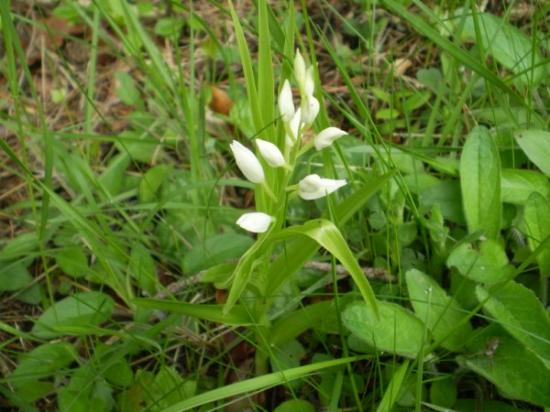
[139,165,172,203]
[0,261,32,291]
[129,243,158,294]
[501,169,550,205]
[461,333,550,407]
[342,301,427,358]
[0,232,39,261]
[160,356,366,412]
[274,400,315,412]
[460,126,501,239]
[406,269,473,351]
[32,292,115,339]
[154,17,184,38]
[278,219,378,316]
[181,233,253,274]
[476,281,550,364]
[56,245,89,278]
[430,376,457,409]
[524,192,550,276]
[9,342,77,390]
[144,366,196,410]
[98,152,131,196]
[447,239,515,284]
[133,299,253,326]
[115,71,140,105]
[458,12,545,86]
[376,360,410,412]
[270,300,333,347]
[515,130,550,177]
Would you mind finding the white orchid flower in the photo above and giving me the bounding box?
[229,140,265,184]
[314,127,348,150]
[278,80,294,122]
[304,66,315,96]
[301,94,320,125]
[255,139,285,168]
[236,212,274,233]
[285,107,303,146]
[294,49,306,90]
[298,174,347,200]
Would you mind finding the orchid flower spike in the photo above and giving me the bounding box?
[255,139,285,168]
[236,212,274,233]
[298,174,347,200]
[229,140,265,184]
[278,80,294,122]
[314,127,348,150]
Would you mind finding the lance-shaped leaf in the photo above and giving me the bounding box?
[524,192,550,277]
[515,130,550,177]
[276,219,378,316]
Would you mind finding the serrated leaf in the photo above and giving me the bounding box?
[342,301,427,358]
[460,126,501,239]
[406,269,473,351]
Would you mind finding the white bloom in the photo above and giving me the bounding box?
[314,127,348,150]
[301,95,320,125]
[255,139,285,168]
[236,212,274,233]
[278,80,294,122]
[298,174,347,200]
[229,140,265,184]
[286,107,303,146]
[294,49,306,89]
[304,66,315,96]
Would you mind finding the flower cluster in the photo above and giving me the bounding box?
[231,50,349,233]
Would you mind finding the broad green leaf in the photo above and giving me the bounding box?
[115,71,140,105]
[0,232,39,261]
[58,363,115,412]
[524,192,550,276]
[501,169,550,205]
[139,164,172,203]
[270,300,333,347]
[144,366,196,410]
[420,180,464,224]
[154,17,184,38]
[270,339,306,374]
[32,292,115,339]
[133,299,253,326]
[278,219,378,316]
[267,173,392,296]
[447,239,515,284]
[458,12,546,86]
[181,233,253,274]
[460,126,501,239]
[56,245,89,278]
[454,399,526,412]
[515,130,550,177]
[376,360,410,412]
[9,342,77,389]
[0,261,32,291]
[99,152,131,196]
[160,356,365,412]
[430,376,457,409]
[342,301,427,358]
[406,269,473,351]
[461,333,550,407]
[476,281,550,364]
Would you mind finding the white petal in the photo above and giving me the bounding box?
[298,174,347,200]
[286,108,303,146]
[255,139,285,168]
[229,140,265,184]
[236,212,274,233]
[304,66,315,96]
[314,127,348,150]
[294,49,306,89]
[301,95,320,125]
[278,80,294,122]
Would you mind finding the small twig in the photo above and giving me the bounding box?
[304,261,395,282]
